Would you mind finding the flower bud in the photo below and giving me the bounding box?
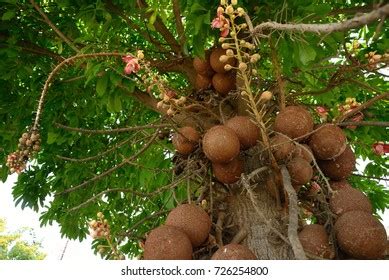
[219,55,229,63]
[218,37,225,43]
[239,62,247,71]
[252,69,257,75]
[157,101,163,109]
[224,64,232,71]
[250,53,260,63]
[226,49,234,56]
[137,50,144,59]
[221,43,230,49]
[220,0,226,5]
[231,0,238,6]
[217,7,224,14]
[260,91,272,101]
[167,108,175,116]
[97,212,104,219]
[226,5,234,14]
[240,23,247,29]
[237,7,245,15]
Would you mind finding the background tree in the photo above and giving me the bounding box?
[0,218,46,260]
[0,0,388,259]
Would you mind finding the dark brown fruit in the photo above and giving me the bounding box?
[298,224,334,259]
[330,187,372,216]
[286,157,313,186]
[270,134,295,162]
[166,204,211,247]
[330,180,353,191]
[211,243,257,260]
[193,56,214,77]
[309,124,347,160]
[144,225,192,260]
[273,106,314,140]
[172,126,200,155]
[225,116,260,150]
[212,157,243,184]
[210,47,236,74]
[335,210,387,259]
[202,125,240,163]
[195,74,212,90]
[293,144,313,163]
[212,72,236,96]
[318,145,355,180]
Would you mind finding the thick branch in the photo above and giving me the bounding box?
[55,122,170,134]
[29,0,79,53]
[336,92,389,123]
[338,121,389,128]
[253,4,389,35]
[137,0,181,54]
[281,166,307,260]
[103,0,169,53]
[172,0,186,47]
[33,52,127,130]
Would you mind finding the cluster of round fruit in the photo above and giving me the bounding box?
[6,130,41,174]
[88,212,110,239]
[193,47,237,96]
[269,105,387,259]
[172,115,260,184]
[143,203,256,260]
[270,105,356,191]
[299,180,387,259]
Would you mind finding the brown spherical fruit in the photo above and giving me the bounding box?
[195,74,212,90]
[202,125,240,163]
[298,224,334,259]
[270,134,296,162]
[287,157,313,186]
[273,106,314,140]
[172,126,200,155]
[144,225,192,260]
[309,124,347,160]
[330,180,353,191]
[212,157,243,184]
[225,116,260,150]
[211,243,257,260]
[293,144,313,163]
[330,187,372,216]
[212,72,236,96]
[166,204,211,247]
[335,210,387,259]
[318,145,355,180]
[210,47,236,73]
[193,56,214,77]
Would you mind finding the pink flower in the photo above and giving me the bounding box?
[316,106,328,121]
[122,55,140,75]
[211,7,230,38]
[373,142,389,156]
[346,112,364,130]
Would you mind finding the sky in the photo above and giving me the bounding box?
[0,161,388,260]
[0,174,100,260]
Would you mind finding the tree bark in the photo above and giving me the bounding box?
[226,187,293,259]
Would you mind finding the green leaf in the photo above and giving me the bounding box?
[2,10,15,20]
[298,43,316,65]
[96,74,108,96]
[47,132,59,144]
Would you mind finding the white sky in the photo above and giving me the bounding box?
[0,174,100,260]
[0,160,388,259]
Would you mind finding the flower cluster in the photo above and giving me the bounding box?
[88,212,110,239]
[338,97,364,129]
[211,6,230,37]
[6,130,41,174]
[365,51,389,70]
[122,50,143,75]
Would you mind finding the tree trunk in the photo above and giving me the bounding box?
[227,188,293,259]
